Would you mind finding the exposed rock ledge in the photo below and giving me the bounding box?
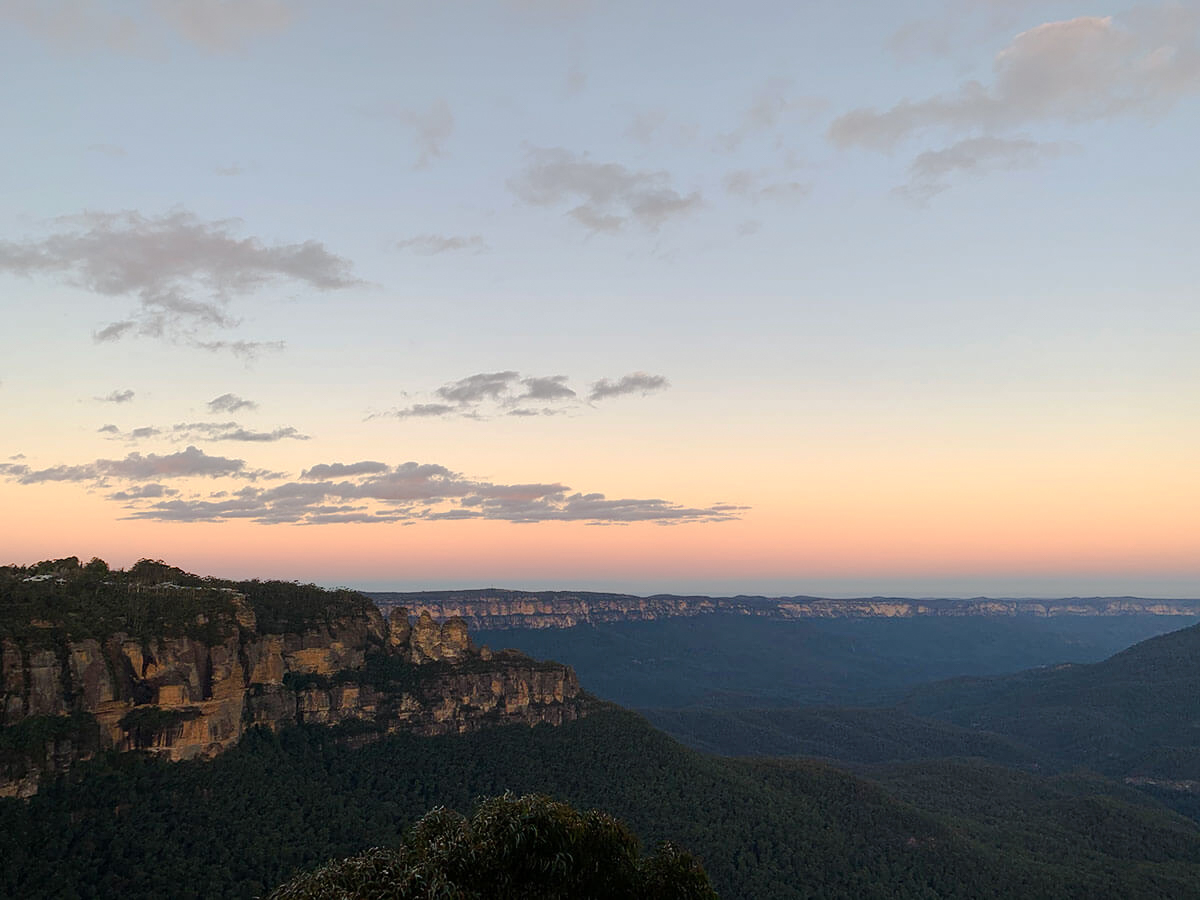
[1,593,583,799]
[367,590,1200,631]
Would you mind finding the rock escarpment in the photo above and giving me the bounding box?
[0,559,584,798]
[368,589,1200,631]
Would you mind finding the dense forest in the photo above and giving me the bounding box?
[7,558,1200,899]
[4,707,1200,899]
[474,613,1197,708]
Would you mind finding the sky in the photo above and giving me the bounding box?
[1,0,1198,597]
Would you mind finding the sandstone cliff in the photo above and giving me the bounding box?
[367,589,1200,631]
[0,561,584,799]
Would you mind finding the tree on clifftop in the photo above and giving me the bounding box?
[269,792,718,900]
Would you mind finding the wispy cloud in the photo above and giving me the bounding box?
[717,77,825,151]
[191,339,286,360]
[588,372,669,401]
[401,99,455,167]
[831,11,1200,151]
[509,147,701,233]
[101,421,309,443]
[898,136,1078,202]
[396,234,487,255]
[95,388,135,404]
[1,0,296,55]
[0,210,359,346]
[723,170,811,205]
[208,392,257,413]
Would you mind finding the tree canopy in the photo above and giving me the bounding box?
[269,792,717,900]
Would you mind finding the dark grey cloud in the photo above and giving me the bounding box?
[508,147,701,233]
[300,461,389,480]
[108,483,178,501]
[96,388,135,403]
[0,446,249,484]
[383,370,662,420]
[98,424,120,434]
[830,11,1200,151]
[898,136,1078,202]
[116,459,745,525]
[588,372,669,401]
[208,392,257,413]
[518,375,576,402]
[388,403,461,419]
[396,234,487,255]
[436,371,520,405]
[0,210,359,344]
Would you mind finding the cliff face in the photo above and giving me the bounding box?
[1,595,582,799]
[367,590,1200,631]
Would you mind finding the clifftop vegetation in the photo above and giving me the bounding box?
[0,556,375,642]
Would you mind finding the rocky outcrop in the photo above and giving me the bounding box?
[367,590,1200,631]
[0,595,583,798]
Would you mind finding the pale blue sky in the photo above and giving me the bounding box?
[1,0,1198,595]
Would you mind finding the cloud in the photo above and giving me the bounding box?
[97,424,120,434]
[108,483,178,501]
[396,234,487,255]
[0,210,360,344]
[208,392,257,413]
[508,147,701,233]
[386,403,460,420]
[192,339,286,360]
[110,459,745,525]
[96,388,135,403]
[723,170,812,205]
[588,372,669,401]
[215,163,244,176]
[382,370,664,420]
[830,11,1200,150]
[401,99,455,167]
[564,62,587,96]
[718,77,825,151]
[0,446,250,484]
[898,136,1078,201]
[149,0,295,52]
[624,109,668,145]
[518,375,576,402]
[101,421,309,443]
[300,461,389,480]
[0,0,295,54]
[436,371,520,405]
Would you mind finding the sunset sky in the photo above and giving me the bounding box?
[2,0,1198,596]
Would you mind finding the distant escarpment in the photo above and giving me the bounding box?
[368,588,1200,630]
[1,558,584,798]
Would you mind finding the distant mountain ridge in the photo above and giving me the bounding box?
[367,588,1200,630]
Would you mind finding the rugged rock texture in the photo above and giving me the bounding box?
[1,595,583,798]
[368,590,1200,631]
